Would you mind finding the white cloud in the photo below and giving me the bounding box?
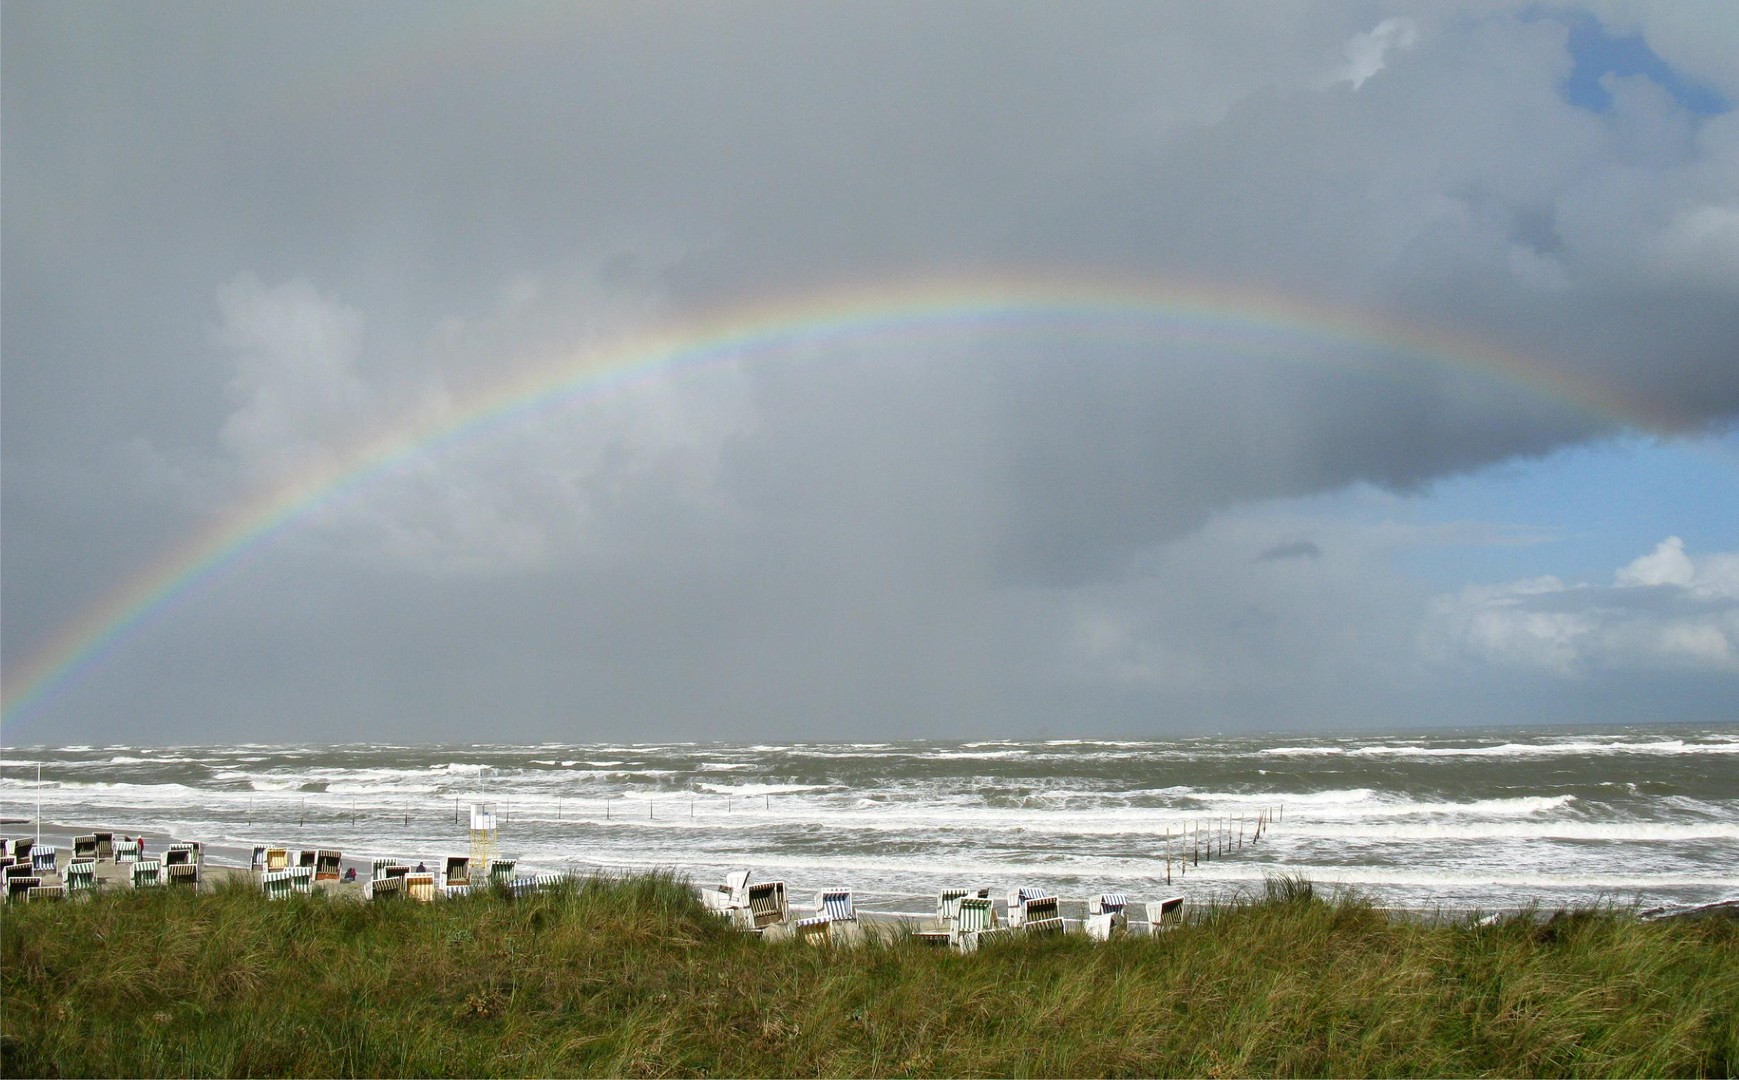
[1429,537,1739,674]
[1335,18,1419,91]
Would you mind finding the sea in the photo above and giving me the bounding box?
[4,724,1735,917]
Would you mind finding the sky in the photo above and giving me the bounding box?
[3,1,1737,745]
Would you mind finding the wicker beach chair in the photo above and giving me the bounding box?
[251,846,269,872]
[794,915,832,945]
[27,884,65,902]
[315,850,343,882]
[1086,892,1130,941]
[65,858,98,896]
[6,875,42,901]
[164,844,194,867]
[368,875,404,900]
[265,848,291,872]
[1136,895,1186,934]
[30,846,58,874]
[371,858,396,880]
[261,869,296,899]
[11,839,34,864]
[746,880,788,930]
[406,873,439,902]
[1022,895,1065,936]
[132,860,163,888]
[949,896,1004,952]
[1006,886,1047,927]
[167,863,200,888]
[488,859,516,886]
[73,835,99,860]
[442,856,470,888]
[815,888,857,923]
[94,832,114,861]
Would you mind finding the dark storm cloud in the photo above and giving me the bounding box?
[3,3,1736,741]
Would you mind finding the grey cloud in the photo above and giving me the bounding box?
[1256,541,1324,563]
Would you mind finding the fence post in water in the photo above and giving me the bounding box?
[649,800,653,820]
[300,798,305,827]
[606,798,611,821]
[765,794,770,811]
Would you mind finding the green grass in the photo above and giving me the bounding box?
[3,873,1735,1077]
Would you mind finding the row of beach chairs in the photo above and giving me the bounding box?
[701,870,1186,950]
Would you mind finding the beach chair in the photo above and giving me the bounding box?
[73,835,99,860]
[1137,895,1186,934]
[1086,892,1129,941]
[794,915,832,945]
[443,856,470,888]
[94,832,114,860]
[746,880,788,929]
[132,860,162,888]
[66,858,97,896]
[167,863,200,888]
[3,861,33,880]
[28,884,65,902]
[488,859,516,886]
[508,873,567,898]
[815,888,857,923]
[1022,896,1065,936]
[164,844,193,867]
[406,873,438,902]
[265,848,290,872]
[950,896,1003,952]
[261,869,296,899]
[1006,886,1047,928]
[368,875,404,900]
[445,883,473,899]
[31,846,58,874]
[371,857,395,880]
[700,868,754,914]
[115,843,137,865]
[250,846,267,872]
[314,850,342,882]
[12,839,34,863]
[6,876,42,901]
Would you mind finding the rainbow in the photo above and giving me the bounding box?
[0,272,1635,734]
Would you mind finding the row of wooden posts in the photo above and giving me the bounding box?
[1157,806,1285,885]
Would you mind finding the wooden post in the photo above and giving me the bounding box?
[606,799,611,821]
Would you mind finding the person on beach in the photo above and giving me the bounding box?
[416,861,427,873]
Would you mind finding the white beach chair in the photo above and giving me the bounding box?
[164,844,194,867]
[815,888,857,923]
[265,848,291,872]
[1022,895,1065,936]
[950,896,1005,952]
[745,880,788,930]
[488,859,516,886]
[794,915,833,945]
[6,875,42,901]
[1086,892,1129,941]
[167,863,200,888]
[368,875,404,900]
[442,856,470,888]
[132,860,163,888]
[73,835,99,860]
[65,859,98,896]
[1006,886,1048,928]
[406,873,439,902]
[261,869,296,899]
[1135,895,1186,935]
[315,850,343,882]
[251,846,269,872]
[30,846,58,874]
[27,884,65,902]
[93,832,115,861]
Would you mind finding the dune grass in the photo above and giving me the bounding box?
[3,873,1735,1077]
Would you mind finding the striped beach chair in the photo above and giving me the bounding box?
[794,915,832,945]
[815,888,857,923]
[445,883,474,900]
[265,848,291,872]
[164,844,194,867]
[251,846,268,872]
[73,835,99,860]
[371,858,396,880]
[368,875,404,900]
[27,884,65,902]
[94,832,114,860]
[66,859,98,896]
[442,856,470,888]
[1086,892,1129,941]
[30,846,58,874]
[290,866,314,894]
[131,860,162,888]
[507,872,567,898]
[261,869,297,899]
[1007,886,1048,928]
[1137,895,1186,934]
[167,863,200,888]
[1021,895,1065,936]
[314,850,342,882]
[699,868,753,915]
[11,839,34,864]
[487,859,516,886]
[6,876,42,901]
[950,896,1003,952]
[406,873,439,902]
[747,880,788,930]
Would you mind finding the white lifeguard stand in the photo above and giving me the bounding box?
[468,802,498,873]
